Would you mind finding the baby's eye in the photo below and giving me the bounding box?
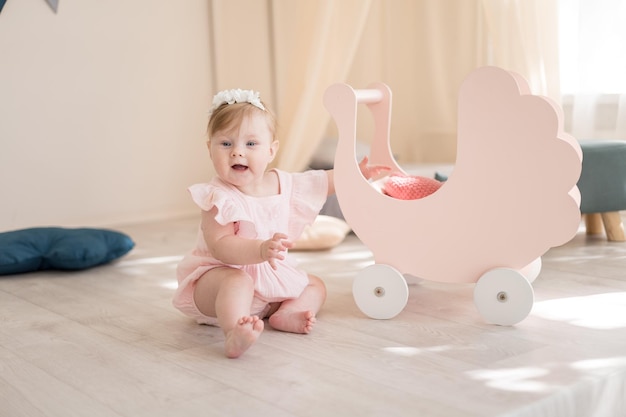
[246,141,257,147]
[219,141,232,148]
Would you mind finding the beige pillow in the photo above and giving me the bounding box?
[292,215,351,251]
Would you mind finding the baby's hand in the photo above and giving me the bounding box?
[359,156,391,180]
[260,233,294,270]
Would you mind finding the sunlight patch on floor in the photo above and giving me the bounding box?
[382,345,453,357]
[571,356,626,374]
[116,255,184,267]
[160,280,179,290]
[465,366,553,392]
[114,255,183,276]
[532,292,626,329]
[295,249,373,262]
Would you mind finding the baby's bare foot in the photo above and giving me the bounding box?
[269,310,316,334]
[224,316,264,358]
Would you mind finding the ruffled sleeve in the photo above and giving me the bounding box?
[188,182,254,228]
[285,170,329,239]
[188,183,214,211]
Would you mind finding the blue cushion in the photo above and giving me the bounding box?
[0,227,135,275]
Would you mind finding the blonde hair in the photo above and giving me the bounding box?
[207,102,277,141]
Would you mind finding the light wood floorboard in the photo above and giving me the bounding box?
[1,215,626,416]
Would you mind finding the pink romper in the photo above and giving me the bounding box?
[172,169,328,325]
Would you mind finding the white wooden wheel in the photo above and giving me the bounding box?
[352,264,408,319]
[521,257,542,283]
[474,268,534,326]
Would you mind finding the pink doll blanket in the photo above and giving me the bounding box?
[382,174,442,200]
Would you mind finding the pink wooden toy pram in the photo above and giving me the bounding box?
[324,66,582,325]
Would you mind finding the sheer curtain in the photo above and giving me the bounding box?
[560,0,626,141]
[271,0,372,171]
[480,0,560,102]
[208,0,372,172]
[208,0,561,170]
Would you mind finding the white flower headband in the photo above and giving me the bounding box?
[210,88,265,113]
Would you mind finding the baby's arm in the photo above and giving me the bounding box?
[325,156,390,195]
[201,207,292,269]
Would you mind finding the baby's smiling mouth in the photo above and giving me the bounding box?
[232,164,248,171]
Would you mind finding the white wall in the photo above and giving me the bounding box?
[0,0,212,231]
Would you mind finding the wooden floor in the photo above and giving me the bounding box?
[1,215,626,417]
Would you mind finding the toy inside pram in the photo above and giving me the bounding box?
[323,66,582,326]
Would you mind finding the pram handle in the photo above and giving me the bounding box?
[354,89,384,104]
[324,82,404,173]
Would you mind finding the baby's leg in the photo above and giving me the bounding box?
[268,274,327,334]
[194,267,264,358]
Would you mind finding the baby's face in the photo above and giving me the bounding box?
[209,112,277,194]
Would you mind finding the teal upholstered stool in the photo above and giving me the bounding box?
[578,140,626,241]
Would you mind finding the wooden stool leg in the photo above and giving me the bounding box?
[585,213,603,235]
[601,211,625,241]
